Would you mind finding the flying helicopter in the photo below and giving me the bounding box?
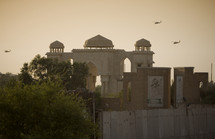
[4,50,11,53]
[154,21,162,24]
[173,40,181,44]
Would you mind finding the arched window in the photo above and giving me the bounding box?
[124,58,131,72]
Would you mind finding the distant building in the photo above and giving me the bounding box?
[173,67,208,106]
[122,67,171,110]
[46,35,154,97]
[46,35,208,110]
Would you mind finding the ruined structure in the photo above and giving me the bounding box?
[173,67,208,106]
[46,35,154,97]
[46,35,209,110]
[122,67,171,110]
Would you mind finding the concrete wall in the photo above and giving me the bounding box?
[101,98,121,111]
[173,67,208,106]
[100,105,215,139]
[122,67,171,110]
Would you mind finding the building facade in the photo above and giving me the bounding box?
[122,67,171,110]
[46,35,154,97]
[46,35,209,110]
[173,67,208,106]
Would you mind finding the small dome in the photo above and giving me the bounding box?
[135,38,151,47]
[84,35,114,48]
[50,40,64,48]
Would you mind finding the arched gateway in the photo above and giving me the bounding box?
[46,35,154,97]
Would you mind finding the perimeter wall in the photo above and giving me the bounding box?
[100,105,215,139]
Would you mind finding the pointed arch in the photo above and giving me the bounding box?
[124,58,131,72]
[120,57,131,76]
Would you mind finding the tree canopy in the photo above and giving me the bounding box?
[0,80,94,138]
[200,81,215,104]
[18,55,89,90]
[0,55,97,138]
[0,72,18,89]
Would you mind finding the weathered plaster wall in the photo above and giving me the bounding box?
[122,67,171,110]
[100,105,215,139]
[173,67,208,106]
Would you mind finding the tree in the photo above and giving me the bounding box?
[0,72,18,89]
[19,63,33,85]
[200,81,215,104]
[70,62,89,90]
[0,80,94,138]
[18,54,89,90]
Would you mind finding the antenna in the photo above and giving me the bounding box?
[211,63,213,82]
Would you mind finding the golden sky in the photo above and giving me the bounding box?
[0,0,215,79]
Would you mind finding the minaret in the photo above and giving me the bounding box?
[131,38,154,71]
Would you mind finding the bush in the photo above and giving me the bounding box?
[0,80,94,138]
[200,82,215,104]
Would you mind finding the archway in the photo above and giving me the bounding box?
[120,58,131,76]
[124,58,131,72]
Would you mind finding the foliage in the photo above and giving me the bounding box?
[18,54,89,90]
[200,81,215,104]
[69,62,89,90]
[0,72,18,89]
[0,80,94,138]
[19,63,33,85]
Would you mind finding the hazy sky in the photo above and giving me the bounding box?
[0,0,215,80]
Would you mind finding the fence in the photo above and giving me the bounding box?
[100,105,215,139]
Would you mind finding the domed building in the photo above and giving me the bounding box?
[46,35,208,111]
[46,35,154,96]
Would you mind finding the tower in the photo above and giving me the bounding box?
[135,38,151,52]
[129,38,154,73]
[49,40,64,53]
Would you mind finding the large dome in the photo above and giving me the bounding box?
[84,35,114,48]
[50,40,64,48]
[135,38,151,47]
